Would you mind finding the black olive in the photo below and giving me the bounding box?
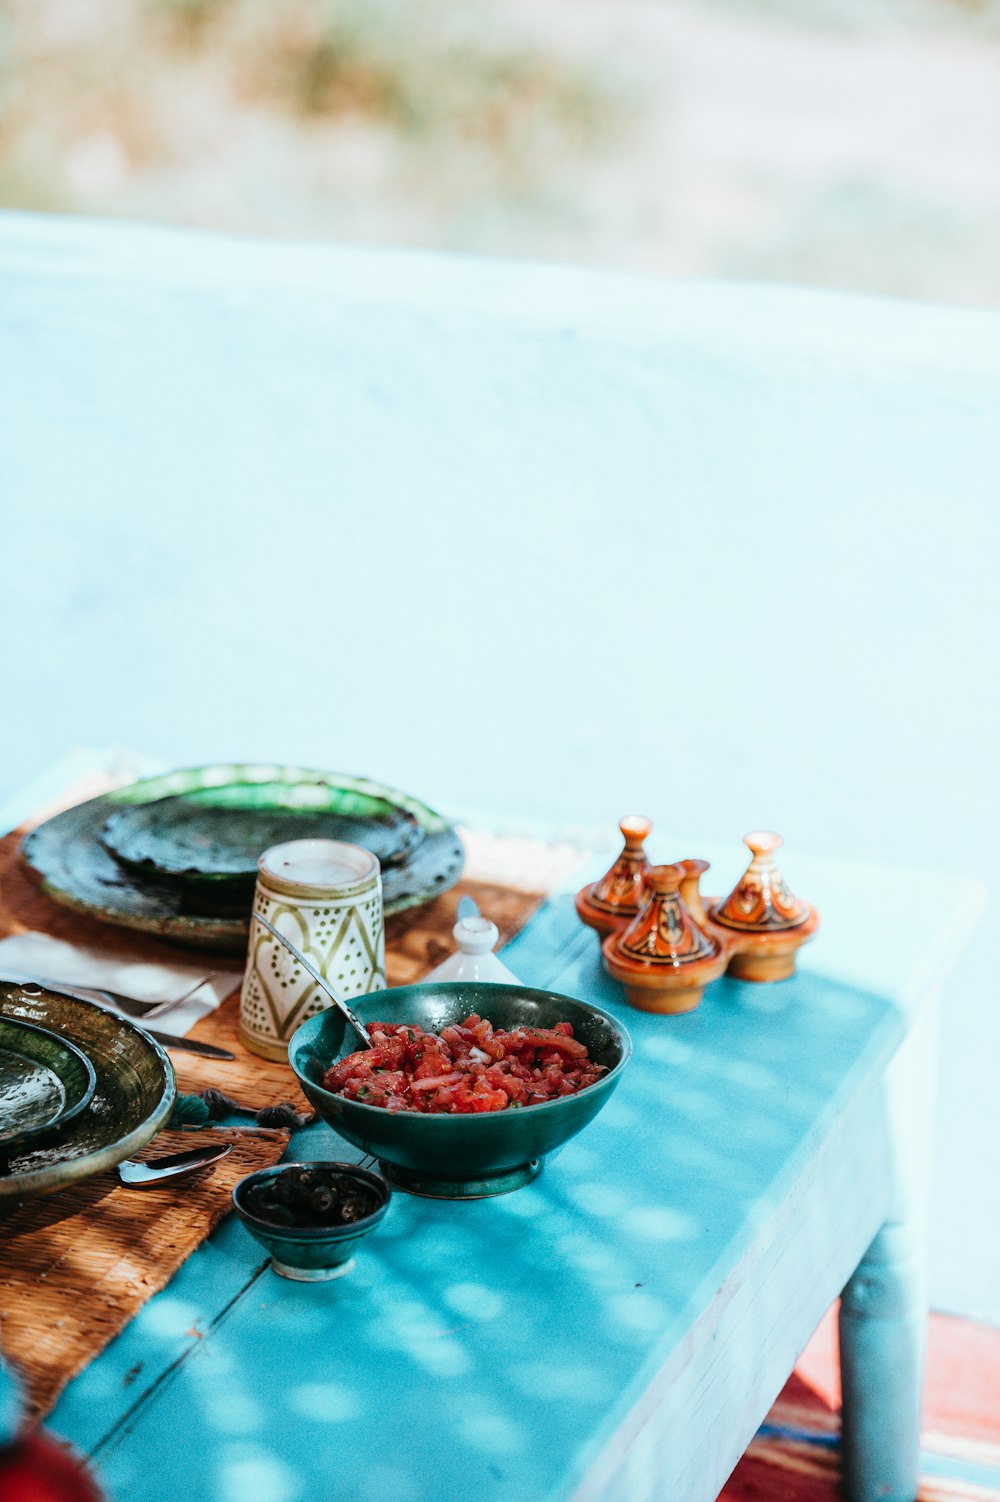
[263,1203,296,1227]
[271,1175,295,1206]
[248,1167,381,1228]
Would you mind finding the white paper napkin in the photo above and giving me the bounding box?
[0,932,242,1036]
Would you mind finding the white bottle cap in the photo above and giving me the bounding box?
[452,916,501,954]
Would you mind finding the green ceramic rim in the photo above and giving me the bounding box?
[109,765,450,831]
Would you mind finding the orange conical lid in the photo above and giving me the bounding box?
[711,832,807,932]
[612,863,720,970]
[585,816,653,919]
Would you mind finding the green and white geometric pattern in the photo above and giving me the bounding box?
[240,880,386,1050]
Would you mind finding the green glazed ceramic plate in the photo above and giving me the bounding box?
[0,984,175,1204]
[21,764,465,953]
[101,784,424,894]
[0,1016,97,1153]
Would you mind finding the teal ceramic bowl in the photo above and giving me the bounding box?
[232,1162,391,1280]
[288,982,632,1198]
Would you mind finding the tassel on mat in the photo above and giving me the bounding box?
[168,1089,316,1131]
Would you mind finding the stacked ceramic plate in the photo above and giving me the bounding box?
[21,764,465,953]
[0,983,175,1206]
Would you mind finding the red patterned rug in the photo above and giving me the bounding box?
[722,1308,1000,1500]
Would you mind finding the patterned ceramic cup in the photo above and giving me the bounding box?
[240,839,386,1061]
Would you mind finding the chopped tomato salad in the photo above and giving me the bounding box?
[322,1014,607,1113]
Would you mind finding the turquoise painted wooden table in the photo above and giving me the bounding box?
[1,759,979,1502]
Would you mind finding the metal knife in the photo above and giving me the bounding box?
[143,1029,236,1061]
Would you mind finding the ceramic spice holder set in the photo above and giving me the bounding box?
[576,819,820,1014]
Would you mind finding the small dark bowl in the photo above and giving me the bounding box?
[232,1162,391,1280]
[288,982,631,1198]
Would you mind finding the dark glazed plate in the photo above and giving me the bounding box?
[21,764,465,953]
[0,984,175,1204]
[289,982,631,1199]
[101,784,424,892]
[0,1017,97,1152]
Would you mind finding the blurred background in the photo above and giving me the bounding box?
[2,0,1000,303]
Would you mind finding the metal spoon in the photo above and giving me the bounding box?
[252,913,372,1047]
[118,1142,233,1189]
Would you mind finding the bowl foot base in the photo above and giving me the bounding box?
[378,1159,543,1199]
[270,1256,356,1281]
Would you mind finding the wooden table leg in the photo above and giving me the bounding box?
[838,987,939,1502]
[839,1220,926,1502]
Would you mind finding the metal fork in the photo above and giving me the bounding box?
[0,972,205,1021]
